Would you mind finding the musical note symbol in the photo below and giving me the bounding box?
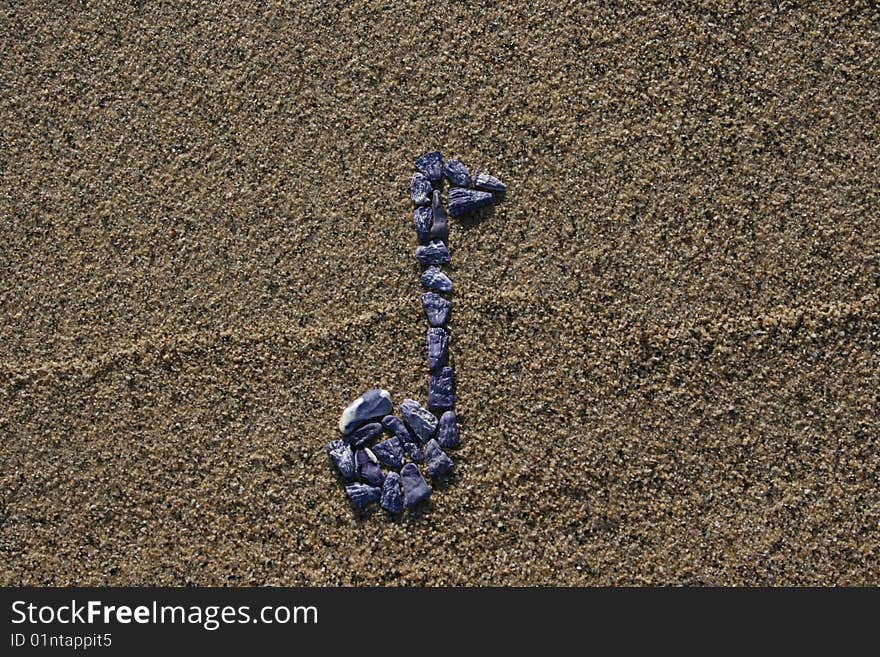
[328,151,505,514]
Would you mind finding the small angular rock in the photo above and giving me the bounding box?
[327,439,355,479]
[411,172,432,205]
[425,439,454,477]
[436,410,460,449]
[427,327,449,372]
[415,240,450,265]
[443,158,471,187]
[356,448,384,487]
[400,398,438,443]
[474,171,506,192]
[339,389,393,435]
[413,206,433,243]
[448,187,494,217]
[346,421,383,447]
[415,150,443,182]
[380,472,403,514]
[421,292,451,327]
[400,463,431,508]
[429,189,448,241]
[403,441,424,462]
[428,366,455,410]
[381,415,417,444]
[345,482,381,509]
[420,266,452,293]
[372,436,403,469]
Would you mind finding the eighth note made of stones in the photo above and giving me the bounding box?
[327,150,505,514]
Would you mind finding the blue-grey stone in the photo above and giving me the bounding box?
[415,150,443,182]
[345,482,381,509]
[427,327,449,372]
[429,189,448,241]
[437,410,459,449]
[356,448,384,487]
[425,439,454,477]
[428,366,454,410]
[327,439,355,479]
[420,266,452,293]
[381,415,417,444]
[413,206,433,243]
[381,417,422,462]
[403,441,424,463]
[339,389,393,435]
[380,472,403,514]
[400,463,431,508]
[474,171,505,192]
[411,172,432,205]
[415,240,450,265]
[346,421,383,448]
[421,292,451,327]
[400,398,438,443]
[448,187,494,217]
[372,436,403,469]
[443,159,471,187]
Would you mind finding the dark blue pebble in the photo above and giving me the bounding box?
[443,159,471,187]
[327,439,355,480]
[427,327,449,372]
[403,441,424,463]
[436,410,460,449]
[413,206,433,243]
[380,472,403,514]
[339,388,393,435]
[429,189,448,241]
[474,171,505,192]
[421,292,451,327]
[400,463,431,508]
[411,172,432,205]
[381,415,417,444]
[425,439,454,477]
[415,150,443,182]
[372,436,404,469]
[415,240,450,265]
[428,366,455,410]
[448,187,494,218]
[400,398,438,443]
[356,448,384,487]
[346,421,383,448]
[345,482,381,509]
[420,266,453,293]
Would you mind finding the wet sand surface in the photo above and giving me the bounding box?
[1,2,878,584]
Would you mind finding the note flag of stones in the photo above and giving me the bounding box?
[326,151,505,514]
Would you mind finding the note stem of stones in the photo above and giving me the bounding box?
[327,151,506,514]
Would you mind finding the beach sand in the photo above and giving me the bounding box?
[1,2,878,585]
